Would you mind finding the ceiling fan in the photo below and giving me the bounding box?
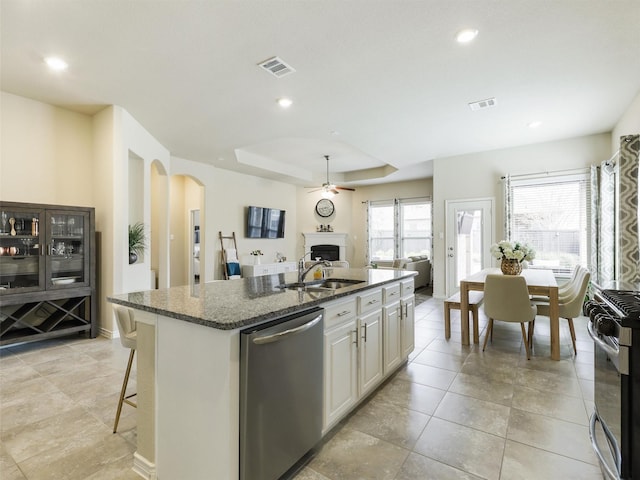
[308,155,355,198]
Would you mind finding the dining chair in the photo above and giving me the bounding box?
[532,268,590,355]
[482,274,537,359]
[530,265,583,302]
[113,305,137,433]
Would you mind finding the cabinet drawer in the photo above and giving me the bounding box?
[323,297,357,330]
[401,279,415,297]
[358,289,382,315]
[383,283,401,304]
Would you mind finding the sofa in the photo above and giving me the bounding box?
[395,255,431,288]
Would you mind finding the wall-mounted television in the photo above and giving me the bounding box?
[246,206,286,238]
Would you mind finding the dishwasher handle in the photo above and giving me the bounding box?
[252,314,323,345]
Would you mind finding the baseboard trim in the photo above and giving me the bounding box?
[99,327,117,339]
[132,452,156,479]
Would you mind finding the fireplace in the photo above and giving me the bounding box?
[303,233,347,261]
[310,245,339,261]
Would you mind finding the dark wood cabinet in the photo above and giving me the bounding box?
[0,201,96,346]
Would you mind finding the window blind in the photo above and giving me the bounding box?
[509,173,590,274]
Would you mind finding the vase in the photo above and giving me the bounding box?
[254,256,261,265]
[501,258,522,275]
[129,252,137,265]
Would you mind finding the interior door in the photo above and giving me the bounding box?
[445,198,493,296]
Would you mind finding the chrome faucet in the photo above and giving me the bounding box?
[298,251,332,284]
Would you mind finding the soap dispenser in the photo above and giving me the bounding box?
[313,266,323,280]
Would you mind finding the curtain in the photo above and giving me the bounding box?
[503,174,512,240]
[619,134,640,284]
[364,200,370,265]
[393,198,400,258]
[590,160,617,286]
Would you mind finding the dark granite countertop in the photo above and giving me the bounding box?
[107,268,416,330]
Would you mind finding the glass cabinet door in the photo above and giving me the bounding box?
[0,207,44,293]
[46,210,90,289]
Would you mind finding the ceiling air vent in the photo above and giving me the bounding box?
[258,56,296,78]
[468,97,497,111]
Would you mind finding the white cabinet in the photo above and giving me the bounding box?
[322,289,384,432]
[323,296,358,432]
[383,300,402,375]
[401,279,416,358]
[322,281,414,432]
[358,307,383,396]
[356,288,384,397]
[242,261,296,278]
[324,317,358,429]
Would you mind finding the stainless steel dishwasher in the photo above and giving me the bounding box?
[240,307,324,480]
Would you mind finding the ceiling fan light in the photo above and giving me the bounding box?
[321,187,335,199]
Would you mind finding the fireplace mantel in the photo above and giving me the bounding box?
[303,232,347,261]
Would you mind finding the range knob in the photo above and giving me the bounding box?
[584,300,599,317]
[595,314,617,337]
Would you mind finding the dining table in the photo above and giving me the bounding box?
[459,267,561,360]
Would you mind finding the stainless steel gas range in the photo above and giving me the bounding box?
[586,284,640,480]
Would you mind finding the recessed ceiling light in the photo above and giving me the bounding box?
[456,29,479,44]
[45,56,68,71]
[277,97,293,108]
[528,121,543,128]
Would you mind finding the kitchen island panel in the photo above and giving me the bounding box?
[156,314,240,480]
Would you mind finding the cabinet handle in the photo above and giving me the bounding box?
[361,323,368,342]
[367,299,378,305]
[352,329,359,348]
[337,310,351,317]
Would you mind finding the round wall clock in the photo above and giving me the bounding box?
[315,199,335,217]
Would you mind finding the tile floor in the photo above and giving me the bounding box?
[0,292,603,480]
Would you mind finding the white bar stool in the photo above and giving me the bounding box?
[113,305,137,433]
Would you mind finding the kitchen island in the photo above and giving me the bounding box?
[108,267,416,480]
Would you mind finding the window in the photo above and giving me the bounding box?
[368,198,431,261]
[507,173,590,274]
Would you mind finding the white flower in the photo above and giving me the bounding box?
[490,240,535,262]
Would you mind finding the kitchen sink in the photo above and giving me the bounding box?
[278,278,365,292]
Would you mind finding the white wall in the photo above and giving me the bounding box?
[296,179,433,268]
[212,168,297,273]
[117,109,171,301]
[1,92,94,205]
[92,106,116,335]
[172,157,298,279]
[432,133,611,299]
[4,89,635,327]
[352,179,433,267]
[612,89,640,151]
[296,188,355,262]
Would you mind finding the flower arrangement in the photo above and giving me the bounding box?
[490,240,535,263]
[250,250,263,256]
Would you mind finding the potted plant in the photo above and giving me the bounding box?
[490,240,535,275]
[128,222,147,264]
[250,249,263,265]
